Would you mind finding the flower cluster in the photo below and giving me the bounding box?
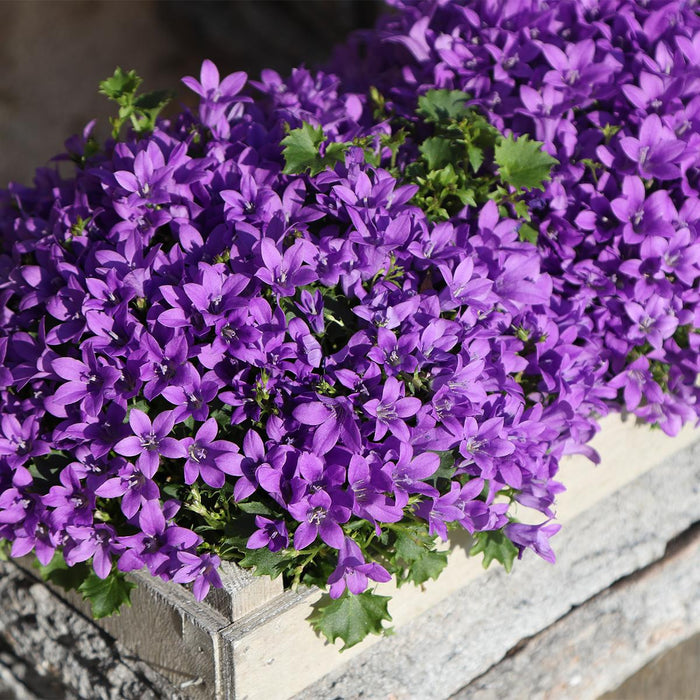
[334,0,700,435]
[0,0,698,644]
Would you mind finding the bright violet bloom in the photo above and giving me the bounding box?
[506,521,562,564]
[114,409,183,478]
[247,515,289,552]
[293,395,361,454]
[45,347,120,417]
[64,523,119,579]
[619,114,686,180]
[173,551,223,600]
[94,460,160,518]
[0,415,49,469]
[288,489,352,550]
[327,537,391,598]
[255,238,317,297]
[182,59,248,136]
[624,298,679,349]
[181,418,241,488]
[363,377,422,441]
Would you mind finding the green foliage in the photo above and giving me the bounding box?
[308,590,392,650]
[494,134,558,191]
[38,551,91,591]
[78,569,136,619]
[39,552,135,618]
[99,67,173,140]
[392,525,449,586]
[469,529,519,573]
[416,89,472,123]
[239,546,295,579]
[281,122,349,176]
[518,222,539,245]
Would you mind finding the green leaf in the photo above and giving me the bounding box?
[236,500,275,516]
[518,222,539,244]
[393,527,448,586]
[239,547,294,579]
[99,67,141,101]
[281,123,348,176]
[406,548,448,585]
[417,89,472,123]
[419,137,454,170]
[78,569,136,619]
[308,591,392,650]
[494,134,558,190]
[469,529,519,573]
[38,552,91,592]
[133,89,173,111]
[466,143,484,173]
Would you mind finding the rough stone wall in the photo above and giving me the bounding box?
[0,561,181,700]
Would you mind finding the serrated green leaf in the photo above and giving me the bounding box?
[238,547,293,579]
[281,123,348,176]
[417,89,472,123]
[466,143,484,173]
[99,67,141,101]
[308,591,392,650]
[432,451,457,481]
[236,500,275,516]
[405,548,448,585]
[512,199,532,221]
[469,529,518,573]
[78,569,136,619]
[419,137,454,170]
[393,526,449,586]
[494,134,558,190]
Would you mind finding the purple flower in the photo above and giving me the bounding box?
[247,515,289,552]
[94,460,160,518]
[172,551,223,600]
[114,409,183,478]
[64,524,119,579]
[255,238,317,297]
[181,418,242,488]
[506,521,561,564]
[45,347,120,417]
[327,537,391,598]
[624,298,678,350]
[293,395,361,455]
[288,489,351,550]
[363,378,421,442]
[620,114,686,180]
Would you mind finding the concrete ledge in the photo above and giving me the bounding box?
[454,523,700,700]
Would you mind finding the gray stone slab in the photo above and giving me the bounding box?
[454,525,700,700]
[0,561,180,700]
[293,437,700,700]
[600,631,700,700]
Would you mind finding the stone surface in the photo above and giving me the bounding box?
[293,436,700,700]
[454,524,700,700]
[0,560,180,700]
[601,631,700,700]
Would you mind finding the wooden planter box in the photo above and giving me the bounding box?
[2,413,699,700]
